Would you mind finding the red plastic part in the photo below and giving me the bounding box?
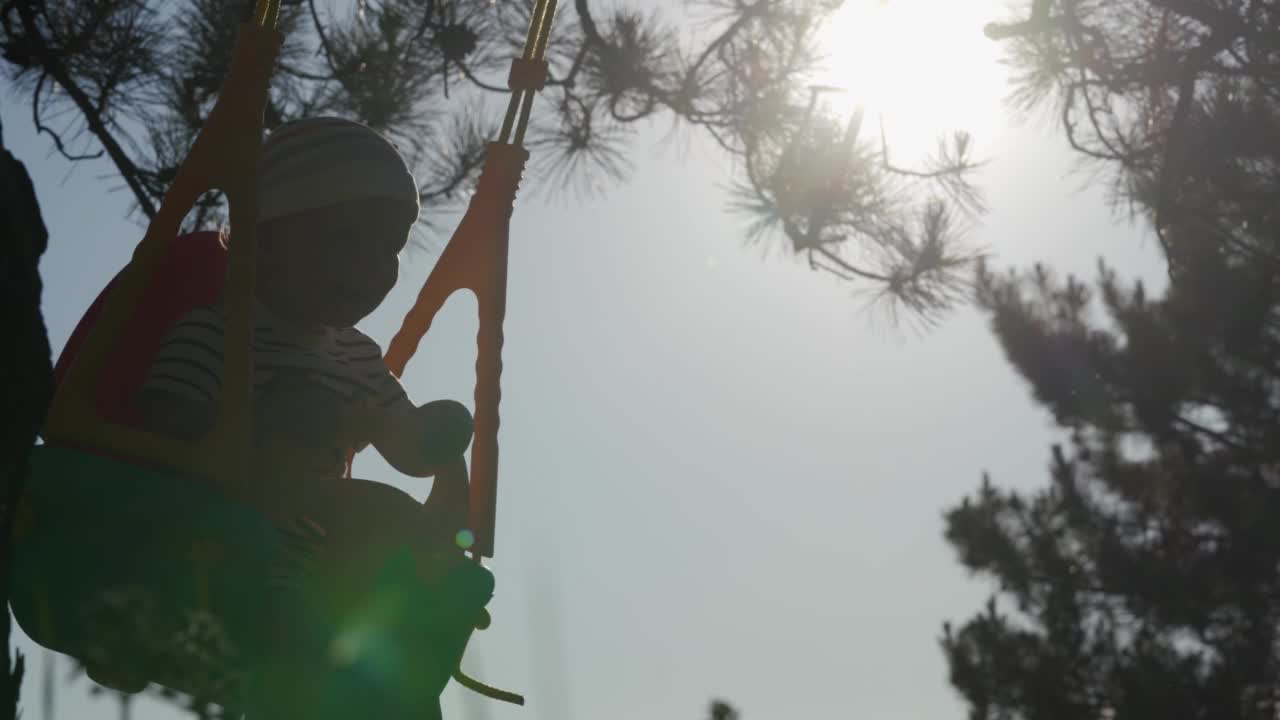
[53,231,229,428]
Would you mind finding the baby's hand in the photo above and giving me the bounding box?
[365,399,473,477]
[413,400,474,464]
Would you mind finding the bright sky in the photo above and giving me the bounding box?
[3,1,1169,719]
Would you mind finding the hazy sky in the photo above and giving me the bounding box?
[4,1,1168,719]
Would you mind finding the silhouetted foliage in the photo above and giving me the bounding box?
[945,2,1280,719]
[709,699,740,720]
[0,0,985,320]
[0,119,49,720]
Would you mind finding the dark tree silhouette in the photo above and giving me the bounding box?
[944,2,1280,719]
[0,118,48,720]
[710,699,740,720]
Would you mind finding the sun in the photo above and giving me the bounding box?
[811,0,1009,163]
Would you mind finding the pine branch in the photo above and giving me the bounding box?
[14,0,157,217]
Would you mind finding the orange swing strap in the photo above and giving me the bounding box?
[374,0,558,561]
[41,0,283,494]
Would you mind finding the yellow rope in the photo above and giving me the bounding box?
[499,0,556,144]
[254,0,280,28]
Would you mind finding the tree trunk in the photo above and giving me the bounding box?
[0,127,54,720]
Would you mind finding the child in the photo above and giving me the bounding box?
[135,116,473,499]
[113,118,480,711]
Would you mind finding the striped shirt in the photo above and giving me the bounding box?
[141,303,412,477]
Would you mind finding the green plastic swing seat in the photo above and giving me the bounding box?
[11,444,276,692]
[11,443,495,717]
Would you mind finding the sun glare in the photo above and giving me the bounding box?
[812,0,1008,162]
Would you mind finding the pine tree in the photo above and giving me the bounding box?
[944,2,1280,719]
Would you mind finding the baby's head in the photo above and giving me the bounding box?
[253,117,421,329]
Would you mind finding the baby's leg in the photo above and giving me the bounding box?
[251,474,459,717]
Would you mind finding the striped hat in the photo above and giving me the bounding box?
[257,117,421,223]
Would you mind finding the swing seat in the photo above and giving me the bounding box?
[12,443,277,695]
[13,232,494,713]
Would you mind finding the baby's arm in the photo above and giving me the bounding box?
[365,372,474,477]
[135,307,223,442]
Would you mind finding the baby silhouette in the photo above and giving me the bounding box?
[136,117,472,490]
